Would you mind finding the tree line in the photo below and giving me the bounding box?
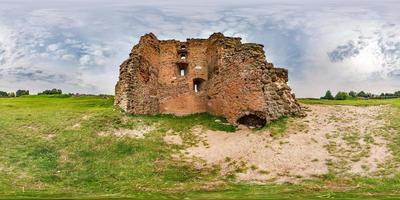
[321,90,400,100]
[37,88,62,95]
[0,88,63,98]
[0,90,30,97]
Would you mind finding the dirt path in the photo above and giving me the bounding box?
[165,104,393,183]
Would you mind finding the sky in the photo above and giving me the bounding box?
[0,0,399,97]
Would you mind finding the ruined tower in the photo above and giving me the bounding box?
[115,32,303,126]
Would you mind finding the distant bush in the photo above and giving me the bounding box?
[0,91,8,97]
[335,91,349,100]
[321,90,400,100]
[16,90,29,97]
[357,91,369,98]
[349,91,357,98]
[0,91,16,98]
[380,92,399,99]
[38,88,62,95]
[320,90,334,100]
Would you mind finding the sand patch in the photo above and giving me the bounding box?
[164,131,183,145]
[45,134,56,140]
[71,123,81,129]
[98,126,156,139]
[182,104,392,183]
[184,126,328,183]
[58,149,69,164]
[67,114,92,130]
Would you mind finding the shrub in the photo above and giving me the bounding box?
[335,91,349,100]
[378,92,398,99]
[357,91,367,98]
[349,91,357,98]
[16,90,29,97]
[0,91,8,97]
[8,92,15,97]
[38,88,62,95]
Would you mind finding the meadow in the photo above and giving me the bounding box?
[1,95,400,199]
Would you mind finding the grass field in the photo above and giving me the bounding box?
[1,95,400,199]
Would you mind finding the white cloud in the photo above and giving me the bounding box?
[0,0,399,96]
[61,54,75,61]
[47,43,59,51]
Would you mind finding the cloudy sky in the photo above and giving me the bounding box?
[0,0,399,97]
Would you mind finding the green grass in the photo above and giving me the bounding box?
[1,95,400,199]
[259,117,289,137]
[298,98,398,106]
[129,112,237,133]
[0,95,232,199]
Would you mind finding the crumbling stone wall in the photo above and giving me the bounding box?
[115,33,160,114]
[115,32,303,126]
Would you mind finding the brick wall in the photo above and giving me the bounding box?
[115,33,304,125]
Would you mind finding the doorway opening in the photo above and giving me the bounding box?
[237,114,266,128]
[193,78,205,93]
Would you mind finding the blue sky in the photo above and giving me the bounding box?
[0,0,399,97]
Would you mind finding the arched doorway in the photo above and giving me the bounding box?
[237,114,266,128]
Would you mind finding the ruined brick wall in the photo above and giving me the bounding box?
[156,39,209,115]
[205,33,302,124]
[115,32,303,126]
[115,33,160,114]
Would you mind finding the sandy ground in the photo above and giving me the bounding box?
[99,126,156,139]
[67,114,91,130]
[164,129,183,145]
[164,104,393,183]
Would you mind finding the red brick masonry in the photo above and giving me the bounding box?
[115,33,303,126]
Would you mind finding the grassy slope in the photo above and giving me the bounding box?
[0,96,399,199]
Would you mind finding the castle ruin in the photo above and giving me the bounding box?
[115,33,302,127]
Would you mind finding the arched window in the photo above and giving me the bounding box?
[178,65,187,76]
[193,78,205,93]
[180,53,187,60]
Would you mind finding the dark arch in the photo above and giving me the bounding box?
[237,114,266,128]
[193,78,205,93]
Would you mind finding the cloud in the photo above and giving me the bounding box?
[0,0,399,97]
[0,5,124,94]
[6,67,68,83]
[325,24,400,81]
[389,69,400,77]
[0,66,99,94]
[328,40,368,62]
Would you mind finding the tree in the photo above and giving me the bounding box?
[8,92,15,97]
[335,91,349,100]
[321,90,334,100]
[38,88,62,95]
[349,91,357,98]
[357,91,367,98]
[16,90,29,97]
[0,91,8,97]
